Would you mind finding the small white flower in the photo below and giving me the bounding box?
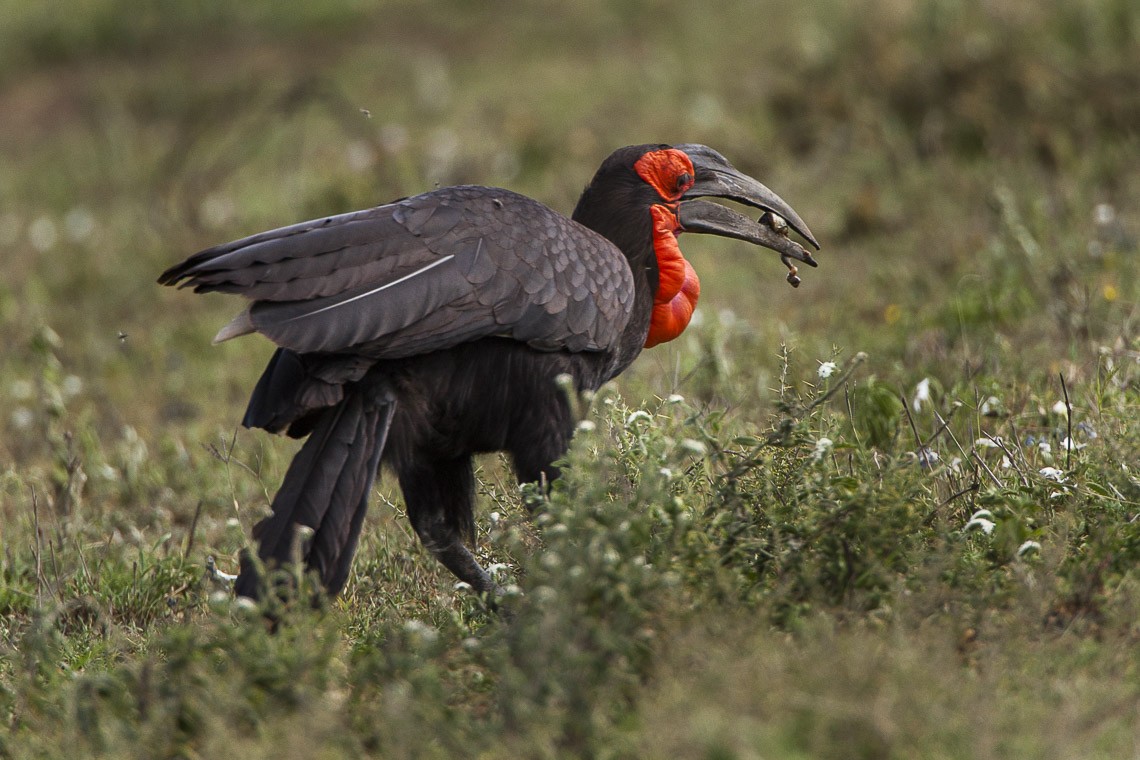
[813,437,833,462]
[10,407,33,430]
[487,562,509,577]
[980,396,1001,416]
[680,438,707,456]
[665,393,685,405]
[576,419,596,433]
[28,215,58,251]
[912,377,931,411]
[1094,203,1116,226]
[403,620,438,643]
[1039,467,1065,482]
[817,361,838,379]
[1017,540,1041,557]
[1051,400,1069,417]
[1060,437,1086,452]
[658,467,674,479]
[916,447,939,468]
[965,510,996,535]
[61,374,83,399]
[626,410,652,426]
[949,457,963,474]
[233,596,259,613]
[489,511,501,524]
[1038,441,1052,456]
[64,207,96,242]
[975,437,1000,448]
[1000,455,1012,469]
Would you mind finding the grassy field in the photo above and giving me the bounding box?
[1,0,1138,756]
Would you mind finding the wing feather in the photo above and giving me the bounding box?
[159,186,635,357]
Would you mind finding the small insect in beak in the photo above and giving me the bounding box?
[760,211,800,287]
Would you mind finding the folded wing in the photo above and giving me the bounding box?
[159,186,635,358]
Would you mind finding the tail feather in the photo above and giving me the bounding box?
[235,380,395,599]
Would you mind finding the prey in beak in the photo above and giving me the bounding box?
[676,144,820,287]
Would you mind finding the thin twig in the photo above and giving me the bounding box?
[184,500,204,560]
[972,450,1004,488]
[900,391,923,452]
[924,403,961,449]
[924,481,980,526]
[984,433,1029,488]
[1060,372,1073,471]
[31,486,44,602]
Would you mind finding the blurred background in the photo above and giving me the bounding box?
[1,0,1135,443]
[0,1,1137,754]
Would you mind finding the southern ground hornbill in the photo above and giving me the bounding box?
[159,144,819,599]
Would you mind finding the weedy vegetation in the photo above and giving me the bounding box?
[1,0,1138,757]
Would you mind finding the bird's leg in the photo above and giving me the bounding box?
[400,456,497,595]
[510,392,575,504]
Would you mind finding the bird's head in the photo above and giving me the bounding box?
[573,143,820,347]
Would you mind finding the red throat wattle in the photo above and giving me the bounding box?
[644,204,700,348]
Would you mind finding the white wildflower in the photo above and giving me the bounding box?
[10,407,33,430]
[28,215,58,251]
[1094,203,1116,226]
[1060,437,1086,452]
[61,374,83,399]
[626,410,652,427]
[64,207,96,242]
[975,437,1000,448]
[680,438,707,456]
[817,361,838,379]
[813,437,833,462]
[1051,400,1069,417]
[576,419,596,433]
[965,509,996,535]
[980,396,1001,416]
[917,447,939,468]
[1017,540,1042,557]
[403,620,438,644]
[912,377,931,411]
[1039,467,1065,482]
[658,467,674,479]
[665,393,685,405]
[1038,441,1052,456]
[233,596,259,613]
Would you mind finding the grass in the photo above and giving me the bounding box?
[1,0,1138,756]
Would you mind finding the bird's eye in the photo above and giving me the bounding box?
[676,172,693,191]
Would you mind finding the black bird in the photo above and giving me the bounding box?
[159,144,819,598]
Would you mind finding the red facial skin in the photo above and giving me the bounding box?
[634,149,700,348]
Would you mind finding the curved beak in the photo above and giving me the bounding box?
[675,144,820,272]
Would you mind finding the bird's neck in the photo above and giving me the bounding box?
[643,204,700,347]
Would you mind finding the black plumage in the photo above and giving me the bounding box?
[159,143,819,598]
